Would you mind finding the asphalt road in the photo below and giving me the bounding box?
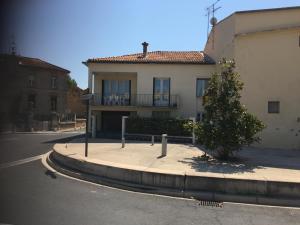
[0,133,300,225]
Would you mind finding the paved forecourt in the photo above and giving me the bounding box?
[49,138,300,207]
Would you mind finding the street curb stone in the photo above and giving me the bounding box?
[48,150,300,207]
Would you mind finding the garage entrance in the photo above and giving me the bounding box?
[101,111,131,133]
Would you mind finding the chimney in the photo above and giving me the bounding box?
[142,42,149,57]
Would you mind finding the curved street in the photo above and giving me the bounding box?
[0,133,300,225]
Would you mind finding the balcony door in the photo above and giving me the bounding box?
[153,78,170,106]
[102,80,130,105]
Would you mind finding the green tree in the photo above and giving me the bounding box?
[193,59,265,159]
[67,74,78,90]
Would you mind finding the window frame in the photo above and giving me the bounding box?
[28,94,36,109]
[50,96,58,111]
[196,78,209,97]
[28,75,35,87]
[196,112,205,122]
[51,76,57,89]
[268,101,280,114]
[153,77,171,106]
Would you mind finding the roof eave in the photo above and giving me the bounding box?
[85,61,215,65]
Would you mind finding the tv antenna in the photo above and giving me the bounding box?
[10,34,17,55]
[205,0,221,39]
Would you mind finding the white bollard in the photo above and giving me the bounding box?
[121,116,128,148]
[161,134,167,156]
[122,137,125,148]
[189,117,196,145]
[151,135,154,145]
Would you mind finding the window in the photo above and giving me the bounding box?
[153,78,170,106]
[268,101,280,113]
[196,112,205,122]
[103,80,130,96]
[51,76,57,89]
[152,111,170,118]
[103,80,130,105]
[28,75,34,87]
[28,94,36,109]
[50,96,57,111]
[196,78,209,97]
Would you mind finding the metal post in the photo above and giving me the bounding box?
[85,100,89,157]
[161,134,167,156]
[151,135,154,145]
[189,117,196,145]
[122,138,125,148]
[121,116,128,148]
[91,115,96,138]
[74,113,77,129]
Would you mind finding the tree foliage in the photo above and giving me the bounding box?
[190,59,265,159]
[67,74,78,90]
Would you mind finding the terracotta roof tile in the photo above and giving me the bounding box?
[0,54,70,73]
[18,56,70,73]
[86,51,215,65]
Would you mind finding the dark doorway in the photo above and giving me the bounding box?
[101,111,130,134]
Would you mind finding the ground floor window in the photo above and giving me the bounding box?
[196,78,209,97]
[196,112,205,122]
[50,96,57,111]
[28,94,36,109]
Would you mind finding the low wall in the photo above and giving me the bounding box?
[50,149,300,207]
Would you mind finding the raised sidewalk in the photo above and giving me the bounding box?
[47,138,300,207]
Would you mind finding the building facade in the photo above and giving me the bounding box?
[204,6,300,149]
[0,54,70,131]
[84,6,300,149]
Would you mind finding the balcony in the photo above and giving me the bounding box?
[91,93,179,108]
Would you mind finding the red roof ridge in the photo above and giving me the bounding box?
[1,54,70,73]
[86,51,213,65]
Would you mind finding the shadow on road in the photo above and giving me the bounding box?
[45,170,57,179]
[43,134,85,144]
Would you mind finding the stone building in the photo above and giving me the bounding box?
[66,86,86,118]
[0,53,70,131]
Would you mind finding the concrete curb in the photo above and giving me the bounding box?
[48,150,300,207]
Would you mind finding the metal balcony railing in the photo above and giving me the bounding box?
[92,94,179,108]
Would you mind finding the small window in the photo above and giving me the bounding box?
[152,111,170,118]
[28,75,34,87]
[196,78,209,97]
[28,94,36,109]
[196,112,205,122]
[50,96,57,111]
[268,101,280,113]
[51,76,57,89]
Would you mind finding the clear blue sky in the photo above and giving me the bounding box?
[2,0,299,89]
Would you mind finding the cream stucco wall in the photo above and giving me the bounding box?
[235,8,300,34]
[204,14,236,62]
[88,63,215,118]
[204,7,300,149]
[235,28,300,149]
